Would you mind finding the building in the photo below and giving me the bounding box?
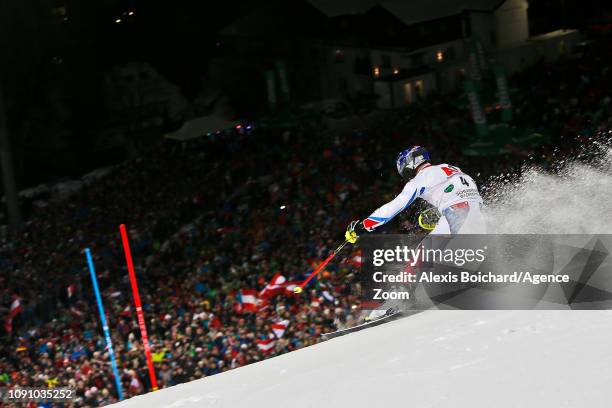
[213,0,581,112]
[310,0,581,109]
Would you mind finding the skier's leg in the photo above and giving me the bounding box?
[430,214,450,235]
[442,201,486,235]
[455,203,487,234]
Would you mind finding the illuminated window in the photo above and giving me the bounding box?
[404,83,412,104]
[373,66,380,77]
[436,51,444,62]
[415,80,424,98]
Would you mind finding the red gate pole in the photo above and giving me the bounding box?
[119,224,159,391]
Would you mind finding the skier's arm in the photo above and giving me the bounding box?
[362,180,422,231]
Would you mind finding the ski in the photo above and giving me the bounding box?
[321,310,406,340]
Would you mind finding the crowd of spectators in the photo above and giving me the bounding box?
[0,35,611,407]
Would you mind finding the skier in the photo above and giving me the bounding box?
[345,146,486,242]
[346,146,486,320]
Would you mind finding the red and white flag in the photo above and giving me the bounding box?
[239,290,258,312]
[67,284,76,299]
[4,297,23,333]
[256,298,270,312]
[129,375,142,394]
[271,320,289,338]
[256,338,276,353]
[259,273,287,298]
[347,252,362,268]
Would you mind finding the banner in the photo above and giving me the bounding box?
[466,40,482,82]
[275,60,290,103]
[463,80,488,137]
[265,70,277,112]
[472,33,489,74]
[494,65,513,122]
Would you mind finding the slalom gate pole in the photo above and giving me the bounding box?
[85,248,124,401]
[119,224,158,391]
[294,240,349,294]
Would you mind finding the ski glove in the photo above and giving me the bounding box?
[345,220,364,244]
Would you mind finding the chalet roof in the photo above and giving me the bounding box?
[309,0,505,24]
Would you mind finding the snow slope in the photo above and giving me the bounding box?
[112,143,612,408]
[112,310,612,408]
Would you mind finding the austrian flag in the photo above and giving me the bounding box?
[272,320,289,338]
[67,284,76,299]
[4,297,23,333]
[256,338,276,353]
[239,289,258,312]
[259,273,287,298]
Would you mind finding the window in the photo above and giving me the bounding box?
[404,83,412,105]
[381,55,391,68]
[559,40,567,54]
[415,80,424,98]
[436,51,444,62]
[373,66,380,77]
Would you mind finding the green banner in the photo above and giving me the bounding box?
[493,65,512,122]
[265,70,277,112]
[464,80,488,137]
[466,40,482,82]
[471,33,488,74]
[275,60,290,103]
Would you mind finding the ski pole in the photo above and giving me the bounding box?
[294,239,350,294]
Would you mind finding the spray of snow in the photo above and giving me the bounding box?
[484,137,612,234]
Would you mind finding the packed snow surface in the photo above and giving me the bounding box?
[112,310,612,408]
